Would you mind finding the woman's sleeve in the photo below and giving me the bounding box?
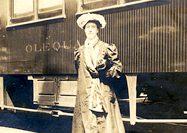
[105,44,123,78]
[74,48,81,72]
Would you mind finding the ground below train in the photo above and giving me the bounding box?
[1,73,187,133]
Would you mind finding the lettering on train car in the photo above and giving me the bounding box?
[25,40,72,53]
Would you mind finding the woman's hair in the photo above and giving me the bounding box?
[83,20,102,29]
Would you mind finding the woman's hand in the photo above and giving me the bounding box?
[96,59,107,71]
[89,68,99,77]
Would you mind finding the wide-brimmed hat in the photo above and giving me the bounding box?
[77,13,106,29]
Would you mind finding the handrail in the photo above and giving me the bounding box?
[0,105,73,117]
[122,117,187,123]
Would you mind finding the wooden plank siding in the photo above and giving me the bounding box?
[6,0,78,74]
[99,0,187,73]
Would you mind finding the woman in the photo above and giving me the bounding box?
[72,13,125,133]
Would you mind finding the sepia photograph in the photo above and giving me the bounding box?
[0,0,187,132]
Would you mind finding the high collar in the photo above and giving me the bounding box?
[85,36,99,47]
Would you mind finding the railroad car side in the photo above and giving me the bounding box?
[0,0,186,127]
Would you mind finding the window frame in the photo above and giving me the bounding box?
[76,0,156,15]
[7,0,66,28]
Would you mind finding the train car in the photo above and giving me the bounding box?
[0,0,186,126]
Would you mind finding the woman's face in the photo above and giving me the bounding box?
[84,22,98,40]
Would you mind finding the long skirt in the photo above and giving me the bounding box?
[72,81,126,133]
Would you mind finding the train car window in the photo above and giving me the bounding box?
[39,0,62,10]
[78,0,118,11]
[77,0,155,14]
[8,0,66,27]
[38,0,63,19]
[13,0,34,18]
